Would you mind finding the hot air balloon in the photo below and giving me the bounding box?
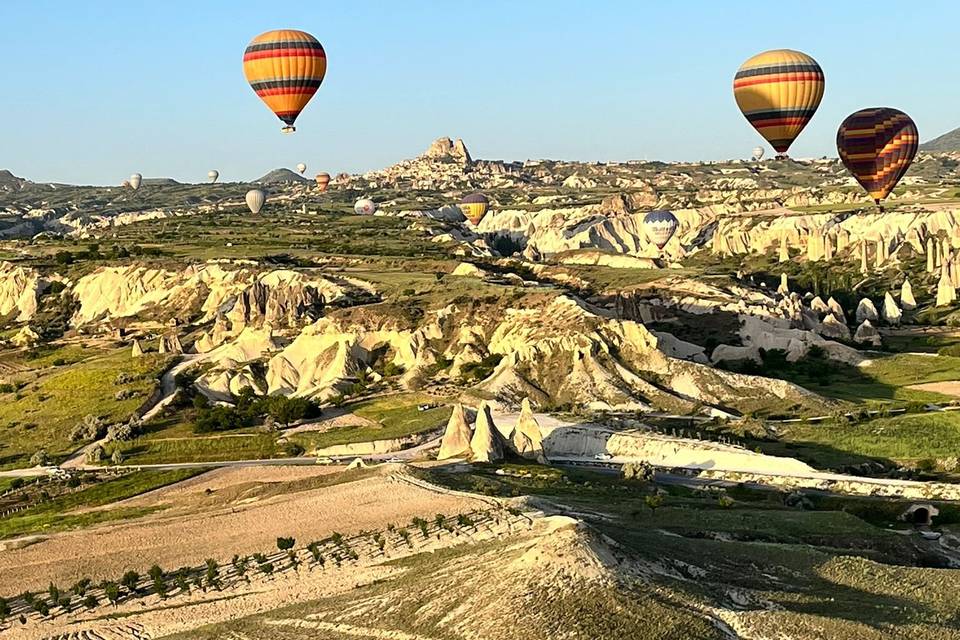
[734,49,824,158]
[752,146,765,161]
[315,172,331,192]
[354,198,377,215]
[643,210,679,250]
[837,108,918,210]
[246,189,266,214]
[208,170,219,183]
[121,180,130,188]
[459,193,490,225]
[296,162,307,175]
[129,173,142,190]
[243,30,326,133]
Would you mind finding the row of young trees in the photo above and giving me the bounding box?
[0,508,519,625]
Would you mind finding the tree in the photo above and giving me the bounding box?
[644,494,664,514]
[83,594,98,609]
[276,536,295,551]
[0,597,9,623]
[103,582,121,606]
[204,559,219,589]
[47,583,60,604]
[111,449,125,465]
[267,396,313,429]
[121,570,139,594]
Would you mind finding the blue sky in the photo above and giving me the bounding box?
[3,1,959,184]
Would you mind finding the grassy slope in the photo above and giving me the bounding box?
[0,469,199,539]
[0,347,168,469]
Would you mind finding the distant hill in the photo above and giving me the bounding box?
[256,168,309,184]
[0,170,28,191]
[142,177,181,186]
[921,127,960,152]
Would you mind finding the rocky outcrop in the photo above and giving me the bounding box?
[0,262,45,322]
[511,398,544,461]
[11,326,39,347]
[438,403,473,460]
[131,339,144,357]
[423,137,472,164]
[900,279,916,310]
[855,298,879,323]
[819,314,850,341]
[937,268,957,307]
[470,401,504,463]
[881,292,902,326]
[854,320,881,347]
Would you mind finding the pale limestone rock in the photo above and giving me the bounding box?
[900,279,916,310]
[0,262,44,322]
[469,401,503,463]
[776,273,789,296]
[937,268,957,307]
[855,298,878,323]
[438,403,473,460]
[778,233,789,263]
[810,296,829,316]
[422,137,471,164]
[819,313,850,341]
[860,242,868,274]
[854,319,881,347]
[11,326,39,347]
[927,238,936,273]
[512,397,544,461]
[881,292,902,325]
[522,243,541,262]
[131,339,144,358]
[827,297,845,321]
[823,233,834,261]
[450,262,485,278]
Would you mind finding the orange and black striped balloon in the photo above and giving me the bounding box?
[243,30,326,133]
[837,108,918,204]
[734,49,824,155]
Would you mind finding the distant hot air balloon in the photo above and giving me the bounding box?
[734,49,824,158]
[208,170,219,183]
[243,30,326,133]
[129,173,142,190]
[354,198,377,215]
[246,189,266,214]
[459,193,490,225]
[315,172,331,192]
[296,162,307,175]
[837,107,918,210]
[643,210,679,250]
[121,180,130,188]
[752,146,765,161]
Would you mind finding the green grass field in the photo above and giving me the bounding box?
[290,393,452,453]
[0,346,168,469]
[0,469,198,539]
[108,433,282,464]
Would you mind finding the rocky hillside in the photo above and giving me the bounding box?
[921,126,960,152]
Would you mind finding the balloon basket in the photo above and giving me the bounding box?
[281,126,296,134]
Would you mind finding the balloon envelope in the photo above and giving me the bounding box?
[354,198,377,215]
[837,107,918,204]
[208,170,219,183]
[129,173,142,190]
[296,163,307,175]
[752,146,765,161]
[315,172,331,191]
[734,49,824,155]
[459,193,490,225]
[246,189,266,214]
[643,210,679,249]
[243,30,326,133]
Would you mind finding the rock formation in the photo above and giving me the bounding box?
[512,398,545,461]
[900,279,916,310]
[776,273,789,296]
[881,292,902,325]
[809,296,829,316]
[927,238,936,273]
[855,298,878,323]
[159,333,183,355]
[422,137,472,164]
[11,326,39,347]
[438,403,473,460]
[937,267,957,307]
[854,320,881,347]
[0,262,45,322]
[827,297,845,320]
[469,401,503,463]
[819,314,850,341]
[131,339,144,357]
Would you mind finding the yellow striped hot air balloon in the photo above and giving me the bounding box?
[459,193,489,225]
[733,49,824,158]
[243,30,327,133]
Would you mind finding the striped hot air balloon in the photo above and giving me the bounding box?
[643,210,679,250]
[459,193,490,225]
[734,49,824,158]
[837,108,918,209]
[243,30,327,133]
[314,172,331,192]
